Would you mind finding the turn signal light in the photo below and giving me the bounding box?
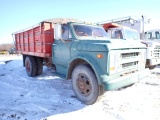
[96,54,103,58]
[110,67,115,71]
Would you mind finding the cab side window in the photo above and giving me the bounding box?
[114,30,123,39]
[62,24,72,40]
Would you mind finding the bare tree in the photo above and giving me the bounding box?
[0,44,14,51]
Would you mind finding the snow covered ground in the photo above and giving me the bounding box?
[0,55,160,120]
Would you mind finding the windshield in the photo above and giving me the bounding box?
[72,24,110,39]
[124,29,140,40]
[155,31,160,39]
[145,32,152,39]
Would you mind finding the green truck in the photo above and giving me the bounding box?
[13,18,149,105]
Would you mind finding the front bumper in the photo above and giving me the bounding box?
[147,58,160,66]
[101,68,149,91]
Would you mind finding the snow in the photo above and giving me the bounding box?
[0,55,160,120]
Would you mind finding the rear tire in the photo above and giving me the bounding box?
[35,57,43,75]
[72,64,99,105]
[25,56,37,77]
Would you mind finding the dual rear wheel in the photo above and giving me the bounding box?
[25,56,43,77]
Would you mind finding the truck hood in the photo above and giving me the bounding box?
[77,39,146,51]
[140,40,160,46]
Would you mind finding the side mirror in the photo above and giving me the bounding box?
[54,23,62,40]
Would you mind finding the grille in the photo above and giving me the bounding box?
[109,50,144,75]
[120,52,140,68]
[153,45,160,58]
[121,52,139,58]
[122,61,138,68]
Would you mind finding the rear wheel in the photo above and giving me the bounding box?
[72,64,99,105]
[35,57,43,75]
[25,56,37,77]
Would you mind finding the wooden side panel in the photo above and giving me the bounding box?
[42,23,54,53]
[14,22,54,58]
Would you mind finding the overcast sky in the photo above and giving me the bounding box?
[0,0,160,44]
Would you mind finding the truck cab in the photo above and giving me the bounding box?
[145,29,160,42]
[13,18,149,105]
[107,26,139,40]
[53,21,148,104]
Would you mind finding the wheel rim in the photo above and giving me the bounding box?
[26,60,31,73]
[76,73,92,96]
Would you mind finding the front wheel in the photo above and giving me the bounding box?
[72,64,99,105]
[148,65,156,70]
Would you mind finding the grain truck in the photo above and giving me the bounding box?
[13,18,148,105]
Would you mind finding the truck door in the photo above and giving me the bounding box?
[52,24,72,71]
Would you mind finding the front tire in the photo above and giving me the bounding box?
[72,64,99,105]
[148,65,156,70]
[25,56,37,77]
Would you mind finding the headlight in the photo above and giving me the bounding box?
[109,53,120,74]
[139,51,146,66]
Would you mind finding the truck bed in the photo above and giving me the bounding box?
[14,22,54,58]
